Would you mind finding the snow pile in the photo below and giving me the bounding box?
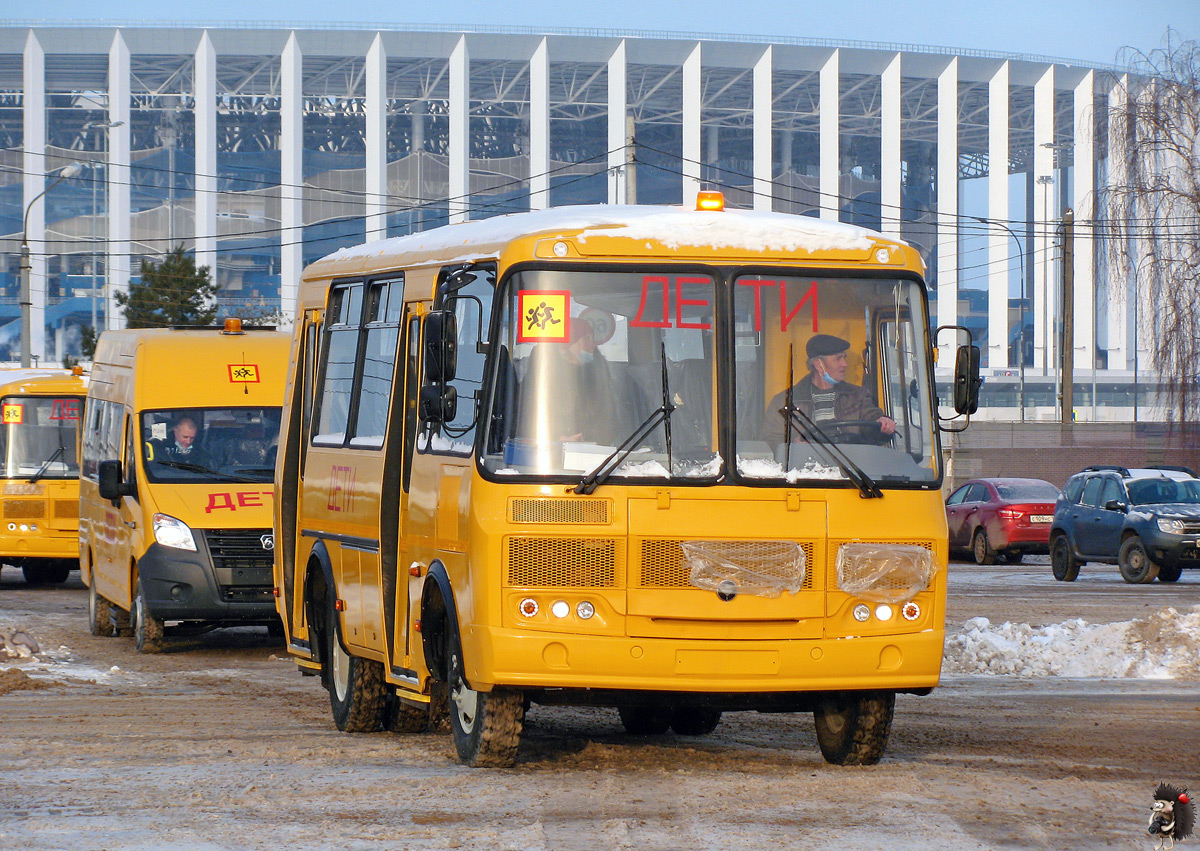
[944,605,1200,679]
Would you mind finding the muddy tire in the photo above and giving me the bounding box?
[88,579,114,637]
[324,595,387,733]
[447,631,524,767]
[1118,537,1160,584]
[814,691,895,766]
[383,693,430,734]
[670,707,722,736]
[972,529,996,565]
[1050,535,1080,582]
[618,707,672,735]
[132,579,165,654]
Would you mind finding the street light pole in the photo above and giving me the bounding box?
[20,162,84,368]
[974,215,1027,421]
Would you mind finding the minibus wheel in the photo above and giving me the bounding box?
[132,579,165,653]
[618,707,671,735]
[446,630,524,767]
[814,690,895,766]
[670,707,722,736]
[87,579,114,638]
[323,593,386,733]
[382,692,429,734]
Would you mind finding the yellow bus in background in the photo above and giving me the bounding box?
[81,321,290,652]
[274,196,980,766]
[0,366,87,585]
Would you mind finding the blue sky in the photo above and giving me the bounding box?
[12,0,1197,68]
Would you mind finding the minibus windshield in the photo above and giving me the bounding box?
[0,396,81,479]
[140,407,281,483]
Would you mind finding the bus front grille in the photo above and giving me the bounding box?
[637,539,817,590]
[204,528,274,573]
[54,499,78,519]
[509,497,611,525]
[3,499,43,519]
[506,537,619,587]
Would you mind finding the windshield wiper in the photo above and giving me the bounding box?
[575,343,675,495]
[28,444,64,484]
[151,459,256,482]
[780,349,882,499]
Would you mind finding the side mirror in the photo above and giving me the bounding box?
[1103,499,1128,513]
[97,459,129,503]
[423,310,458,384]
[419,383,458,424]
[953,345,981,415]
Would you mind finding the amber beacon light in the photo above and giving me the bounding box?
[695,190,725,211]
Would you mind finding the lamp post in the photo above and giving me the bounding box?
[974,215,1027,421]
[82,120,123,338]
[20,162,84,368]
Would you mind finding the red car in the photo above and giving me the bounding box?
[945,477,1061,564]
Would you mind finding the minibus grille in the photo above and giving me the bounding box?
[637,539,817,590]
[54,499,78,519]
[205,529,274,572]
[3,499,43,519]
[826,540,937,592]
[506,537,619,587]
[509,497,610,525]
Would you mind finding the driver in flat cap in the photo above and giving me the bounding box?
[761,333,896,447]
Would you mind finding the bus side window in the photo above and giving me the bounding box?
[122,414,137,498]
[427,264,496,453]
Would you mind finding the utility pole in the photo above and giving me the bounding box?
[625,115,637,206]
[1060,208,1074,424]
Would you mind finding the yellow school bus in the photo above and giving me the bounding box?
[0,366,87,585]
[274,195,981,766]
[80,321,290,652]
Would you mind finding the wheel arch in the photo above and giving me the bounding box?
[420,559,461,683]
[303,540,336,672]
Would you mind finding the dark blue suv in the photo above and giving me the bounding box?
[1049,465,1200,583]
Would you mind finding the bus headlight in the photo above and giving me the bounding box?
[152,513,196,551]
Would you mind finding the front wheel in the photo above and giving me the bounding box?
[972,529,997,565]
[618,706,671,735]
[446,631,524,767]
[324,594,387,733]
[132,579,165,653]
[1118,537,1160,584]
[1050,536,1080,582]
[670,707,722,736]
[88,579,114,637]
[814,691,895,766]
[1158,564,1183,583]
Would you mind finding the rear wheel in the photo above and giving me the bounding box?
[1050,536,1080,582]
[132,579,165,653]
[1118,537,1160,584]
[1158,565,1183,582]
[619,706,671,735]
[324,594,387,733]
[446,631,524,766]
[972,529,996,565]
[814,691,895,766]
[670,707,722,736]
[87,579,114,637]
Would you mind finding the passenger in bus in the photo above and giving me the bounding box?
[761,333,896,446]
[217,419,276,470]
[520,319,619,445]
[147,416,214,467]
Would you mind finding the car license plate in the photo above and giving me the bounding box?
[1031,514,1053,523]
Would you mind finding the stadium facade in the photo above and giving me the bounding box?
[0,23,1156,418]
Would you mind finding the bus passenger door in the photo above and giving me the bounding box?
[397,303,428,675]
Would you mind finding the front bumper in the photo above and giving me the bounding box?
[137,537,276,623]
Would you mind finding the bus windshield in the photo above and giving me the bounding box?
[482,269,938,486]
[0,395,82,479]
[140,407,281,483]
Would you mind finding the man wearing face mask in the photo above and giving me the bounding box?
[761,333,896,447]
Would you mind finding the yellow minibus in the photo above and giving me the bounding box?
[274,195,980,766]
[81,321,290,652]
[0,366,87,585]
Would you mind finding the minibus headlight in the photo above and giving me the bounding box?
[153,513,196,551]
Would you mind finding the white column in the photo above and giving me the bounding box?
[107,32,131,332]
[449,35,469,223]
[280,33,303,320]
[880,53,902,239]
[752,46,772,211]
[936,58,959,345]
[22,31,45,360]
[1033,65,1055,376]
[682,43,702,207]
[1105,75,1131,371]
[365,34,387,242]
[1073,70,1095,371]
[194,32,217,284]
[607,40,627,205]
[819,50,839,222]
[529,38,550,210]
[987,61,1010,370]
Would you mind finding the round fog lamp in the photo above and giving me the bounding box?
[901,601,921,621]
[576,600,595,620]
[875,604,894,621]
[551,600,570,619]
[852,604,871,622]
[519,598,539,617]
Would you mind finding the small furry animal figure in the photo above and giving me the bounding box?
[1149,782,1195,850]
